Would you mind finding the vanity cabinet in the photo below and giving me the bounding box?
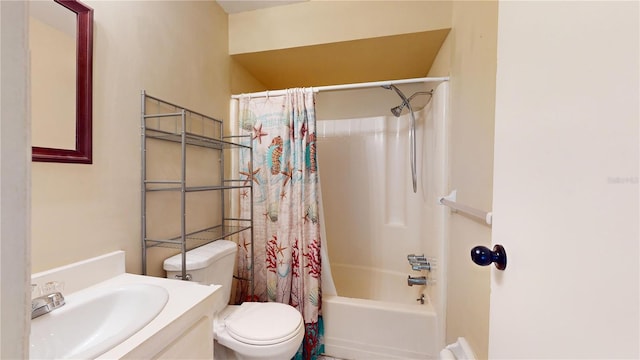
[140,91,252,280]
[145,316,213,359]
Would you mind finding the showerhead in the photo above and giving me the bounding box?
[390,104,405,117]
[381,84,429,193]
[383,84,409,117]
[383,85,433,117]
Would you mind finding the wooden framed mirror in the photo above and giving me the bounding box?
[31,0,93,164]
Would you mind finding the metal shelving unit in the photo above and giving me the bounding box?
[141,91,253,283]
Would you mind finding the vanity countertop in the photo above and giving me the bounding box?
[31,251,220,359]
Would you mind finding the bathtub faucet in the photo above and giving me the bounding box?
[411,263,431,271]
[407,254,432,271]
[407,275,427,286]
[407,254,427,263]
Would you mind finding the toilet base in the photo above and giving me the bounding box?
[215,326,304,360]
[214,340,301,360]
[213,340,237,360]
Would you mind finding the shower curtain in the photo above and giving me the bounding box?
[234,88,323,360]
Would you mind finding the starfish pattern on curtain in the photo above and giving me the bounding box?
[234,88,323,360]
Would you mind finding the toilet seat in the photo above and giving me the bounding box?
[225,302,304,345]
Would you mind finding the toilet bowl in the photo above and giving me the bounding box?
[439,337,477,360]
[164,240,305,360]
[214,303,305,360]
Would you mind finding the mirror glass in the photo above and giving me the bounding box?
[29,0,93,164]
[30,0,77,150]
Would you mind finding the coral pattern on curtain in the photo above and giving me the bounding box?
[234,88,323,360]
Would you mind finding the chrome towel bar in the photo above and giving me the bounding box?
[439,190,493,226]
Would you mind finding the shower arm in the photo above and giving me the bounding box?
[391,91,433,116]
[383,85,418,193]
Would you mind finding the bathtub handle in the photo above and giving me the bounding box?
[411,263,431,271]
[407,254,427,262]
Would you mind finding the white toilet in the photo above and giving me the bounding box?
[163,240,305,360]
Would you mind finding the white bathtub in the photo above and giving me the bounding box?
[318,83,449,360]
[322,265,440,360]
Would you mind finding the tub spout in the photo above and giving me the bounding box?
[407,275,427,286]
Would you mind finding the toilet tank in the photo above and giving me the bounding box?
[163,240,238,304]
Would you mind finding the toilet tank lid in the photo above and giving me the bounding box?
[163,240,237,271]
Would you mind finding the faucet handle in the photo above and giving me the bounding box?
[411,263,432,271]
[42,281,65,294]
[31,284,41,298]
[48,292,65,306]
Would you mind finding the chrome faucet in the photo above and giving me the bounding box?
[411,263,431,271]
[407,254,432,272]
[31,292,65,319]
[407,275,427,286]
[407,254,427,263]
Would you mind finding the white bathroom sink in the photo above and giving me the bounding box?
[30,283,169,359]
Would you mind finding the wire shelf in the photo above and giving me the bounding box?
[145,224,252,249]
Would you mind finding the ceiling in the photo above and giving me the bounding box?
[217,0,307,14]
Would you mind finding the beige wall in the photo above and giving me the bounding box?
[229,0,452,54]
[230,59,266,94]
[440,2,497,359]
[31,1,231,274]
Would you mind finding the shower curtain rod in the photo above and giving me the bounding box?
[230,76,449,99]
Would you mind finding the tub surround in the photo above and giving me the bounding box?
[317,82,449,359]
[31,251,221,359]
